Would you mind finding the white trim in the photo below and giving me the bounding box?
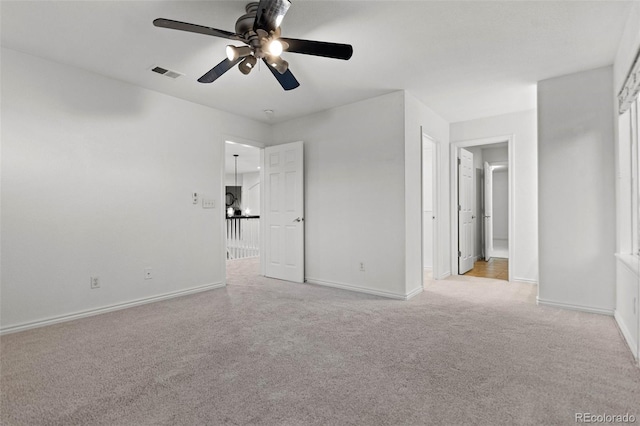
[450,134,516,283]
[305,278,419,300]
[0,282,225,335]
[615,252,640,275]
[405,286,424,300]
[512,277,538,285]
[615,310,639,359]
[536,297,614,316]
[438,271,452,280]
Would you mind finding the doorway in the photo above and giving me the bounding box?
[422,132,439,283]
[450,136,513,281]
[223,139,305,285]
[224,139,263,282]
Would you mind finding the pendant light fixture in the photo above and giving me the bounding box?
[233,154,241,216]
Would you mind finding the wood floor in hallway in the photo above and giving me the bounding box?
[464,258,508,281]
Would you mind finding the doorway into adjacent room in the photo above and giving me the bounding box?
[452,137,513,281]
[223,139,306,285]
[224,140,263,280]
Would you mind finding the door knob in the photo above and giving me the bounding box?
[293,217,304,222]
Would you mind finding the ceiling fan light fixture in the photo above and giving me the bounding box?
[269,55,289,74]
[268,39,283,56]
[226,45,252,61]
[238,55,258,75]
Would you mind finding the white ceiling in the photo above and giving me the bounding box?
[1,1,633,124]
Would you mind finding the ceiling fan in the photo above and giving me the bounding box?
[153,0,353,91]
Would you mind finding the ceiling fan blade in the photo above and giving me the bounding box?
[198,58,242,83]
[153,18,241,41]
[254,0,291,32]
[263,58,299,91]
[279,38,353,60]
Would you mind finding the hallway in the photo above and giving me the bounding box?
[464,258,509,281]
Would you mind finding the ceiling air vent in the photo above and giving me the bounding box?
[150,65,183,79]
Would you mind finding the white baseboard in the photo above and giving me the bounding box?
[438,271,451,280]
[0,282,225,335]
[405,286,424,300]
[305,277,418,300]
[512,277,538,285]
[536,297,614,316]
[614,310,639,360]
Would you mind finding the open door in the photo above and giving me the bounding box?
[458,148,474,274]
[264,141,304,283]
[483,161,493,261]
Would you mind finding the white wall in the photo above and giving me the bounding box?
[404,91,451,294]
[271,92,409,298]
[614,2,640,96]
[225,173,244,187]
[241,172,260,216]
[0,48,271,331]
[483,146,508,164]
[450,110,538,283]
[537,66,616,314]
[492,170,508,240]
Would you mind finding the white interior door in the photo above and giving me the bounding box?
[264,141,304,283]
[422,132,439,281]
[458,148,474,274]
[423,142,434,270]
[484,161,493,261]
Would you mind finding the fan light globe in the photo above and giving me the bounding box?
[226,45,236,61]
[226,45,252,61]
[268,40,283,57]
[269,55,289,74]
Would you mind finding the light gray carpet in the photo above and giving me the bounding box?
[1,258,639,425]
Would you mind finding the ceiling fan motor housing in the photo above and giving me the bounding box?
[236,3,259,40]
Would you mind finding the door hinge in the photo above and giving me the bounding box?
[457,158,461,165]
[458,251,462,257]
[458,205,461,211]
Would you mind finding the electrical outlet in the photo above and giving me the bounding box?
[90,276,100,289]
[359,262,365,272]
[192,192,199,204]
[144,268,153,280]
[202,198,215,209]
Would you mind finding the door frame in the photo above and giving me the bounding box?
[421,131,440,284]
[450,134,514,279]
[221,135,265,284]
